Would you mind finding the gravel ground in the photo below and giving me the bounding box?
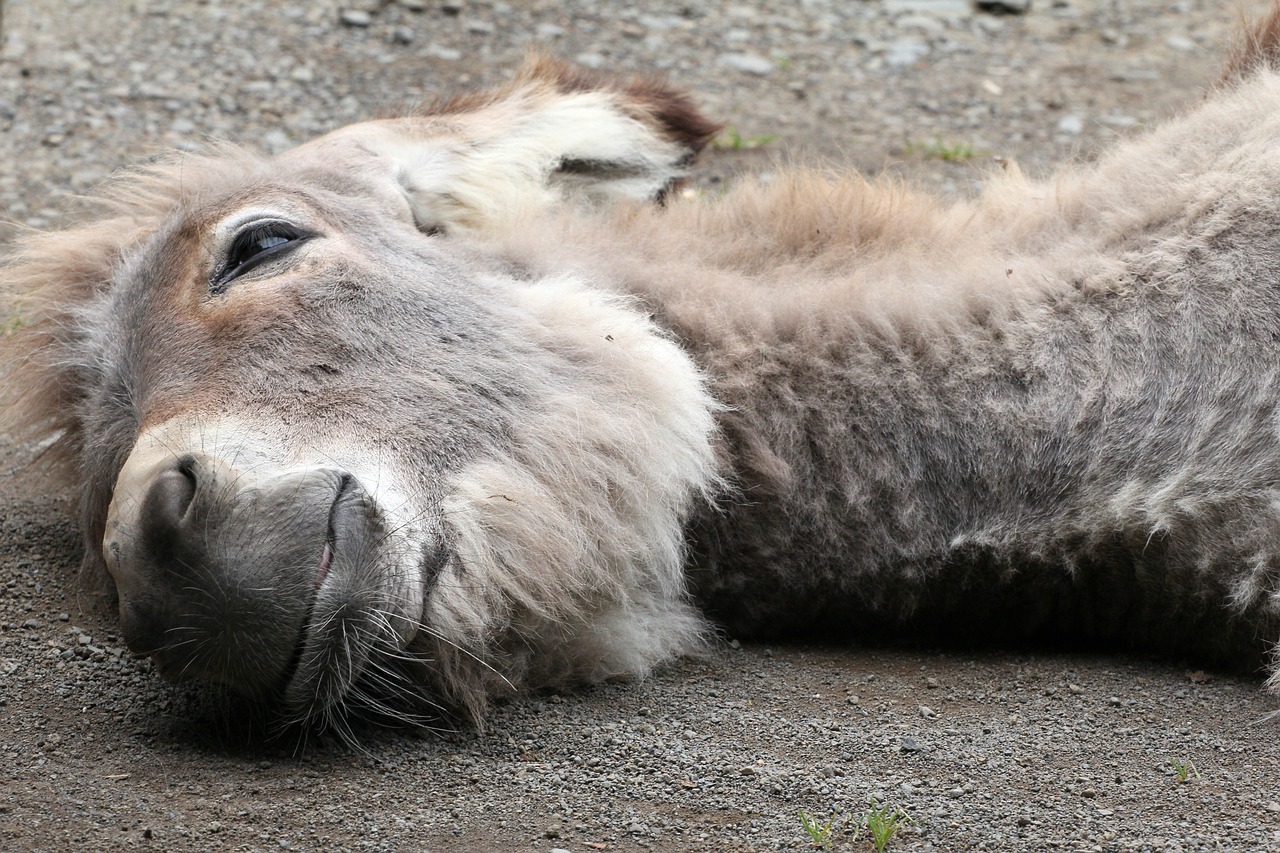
[4,1,1280,851]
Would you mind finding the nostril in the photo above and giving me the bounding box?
[140,456,200,545]
[175,453,199,491]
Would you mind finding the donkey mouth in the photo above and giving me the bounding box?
[316,542,334,589]
[315,473,357,591]
[280,472,399,722]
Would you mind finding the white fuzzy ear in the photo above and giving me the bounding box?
[290,56,720,235]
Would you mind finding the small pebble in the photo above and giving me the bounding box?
[719,53,775,76]
[339,9,372,27]
[976,0,1031,13]
[1057,114,1084,134]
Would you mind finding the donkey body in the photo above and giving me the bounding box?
[6,16,1280,730]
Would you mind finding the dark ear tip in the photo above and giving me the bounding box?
[518,51,723,154]
[633,84,724,154]
[1220,4,1280,86]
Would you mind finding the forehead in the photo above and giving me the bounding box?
[119,147,399,250]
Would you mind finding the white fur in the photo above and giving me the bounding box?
[428,273,722,696]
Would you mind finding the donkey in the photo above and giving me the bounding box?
[7,11,1280,733]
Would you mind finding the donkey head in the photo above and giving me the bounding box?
[2,58,722,730]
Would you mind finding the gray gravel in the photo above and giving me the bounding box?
[4,1,1280,851]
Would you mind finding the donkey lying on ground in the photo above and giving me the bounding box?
[7,10,1280,733]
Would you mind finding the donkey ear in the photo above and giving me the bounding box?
[291,55,721,234]
[1220,3,1280,86]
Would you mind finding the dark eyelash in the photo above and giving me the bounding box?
[209,221,313,295]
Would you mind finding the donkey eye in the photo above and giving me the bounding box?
[210,221,313,295]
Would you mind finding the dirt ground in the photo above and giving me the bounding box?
[3,1,1280,851]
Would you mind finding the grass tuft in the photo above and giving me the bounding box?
[1171,757,1201,783]
[1,309,27,336]
[862,799,912,852]
[713,126,780,151]
[904,134,977,162]
[798,808,842,848]
[799,798,913,850]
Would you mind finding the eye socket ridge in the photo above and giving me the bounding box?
[209,219,315,295]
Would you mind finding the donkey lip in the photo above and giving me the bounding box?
[282,474,388,718]
[316,542,334,589]
[316,473,356,590]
